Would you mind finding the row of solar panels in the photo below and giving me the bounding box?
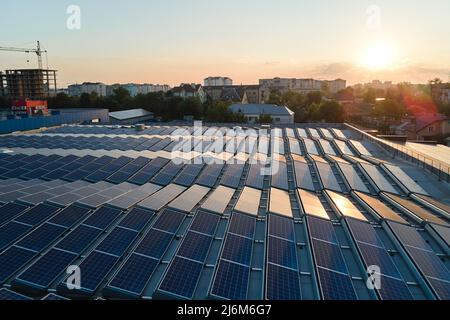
[0,182,448,300]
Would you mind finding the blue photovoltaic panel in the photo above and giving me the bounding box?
[246,164,265,190]
[48,205,91,228]
[66,251,118,293]
[83,206,122,230]
[16,249,77,289]
[357,242,401,279]
[14,203,60,227]
[16,223,66,252]
[108,253,159,297]
[271,162,289,190]
[134,229,174,259]
[317,267,357,300]
[266,263,301,300]
[376,275,414,300]
[42,293,69,300]
[196,164,223,187]
[152,209,185,233]
[0,246,36,284]
[173,164,203,187]
[307,216,338,245]
[268,214,295,242]
[55,225,103,254]
[221,233,253,266]
[177,231,213,262]
[426,277,450,300]
[118,208,154,232]
[0,203,29,225]
[189,210,221,236]
[229,213,255,239]
[0,288,32,300]
[388,221,430,250]
[406,246,450,281]
[211,260,249,300]
[96,227,138,257]
[220,164,245,188]
[346,218,384,248]
[268,236,298,270]
[159,256,203,299]
[0,222,32,251]
[311,239,349,274]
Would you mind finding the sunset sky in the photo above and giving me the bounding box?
[1,0,449,87]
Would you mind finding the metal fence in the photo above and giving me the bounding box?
[345,123,450,183]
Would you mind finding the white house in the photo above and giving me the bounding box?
[229,104,294,124]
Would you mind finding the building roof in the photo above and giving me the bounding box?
[0,123,449,301]
[229,104,294,116]
[415,113,449,132]
[109,108,153,121]
[171,83,202,93]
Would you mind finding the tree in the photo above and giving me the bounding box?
[372,99,406,120]
[364,87,377,104]
[267,90,282,105]
[79,93,92,107]
[306,91,322,105]
[113,87,131,106]
[319,101,345,123]
[258,114,273,124]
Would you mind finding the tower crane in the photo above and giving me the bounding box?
[0,41,47,69]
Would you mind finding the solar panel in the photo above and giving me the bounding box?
[83,206,122,230]
[426,277,450,300]
[16,223,66,252]
[211,260,249,300]
[376,275,414,300]
[96,227,139,257]
[48,205,91,228]
[222,233,253,266]
[0,246,36,284]
[42,293,69,300]
[168,185,210,213]
[189,211,221,236]
[406,246,450,280]
[229,213,256,239]
[177,231,214,262]
[152,209,185,233]
[107,253,159,297]
[201,186,235,215]
[66,251,118,294]
[158,256,203,299]
[15,248,77,289]
[357,242,401,279]
[246,163,265,190]
[317,267,357,300]
[293,161,315,191]
[268,214,295,242]
[307,216,338,244]
[14,203,60,226]
[0,202,29,225]
[266,263,301,300]
[134,229,174,259]
[173,164,204,187]
[234,187,261,216]
[0,222,33,251]
[268,236,298,269]
[0,288,32,300]
[268,188,292,218]
[220,164,245,188]
[346,218,384,248]
[55,225,103,254]
[388,221,430,250]
[118,208,154,232]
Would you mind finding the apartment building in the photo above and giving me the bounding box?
[204,77,233,86]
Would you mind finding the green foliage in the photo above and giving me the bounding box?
[258,114,273,124]
[363,87,377,103]
[319,100,345,123]
[372,99,406,120]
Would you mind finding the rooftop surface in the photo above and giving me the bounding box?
[0,123,449,301]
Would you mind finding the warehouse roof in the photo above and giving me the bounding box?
[229,104,294,116]
[109,109,153,121]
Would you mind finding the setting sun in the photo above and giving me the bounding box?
[361,43,395,70]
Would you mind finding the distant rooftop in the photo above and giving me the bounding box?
[229,104,294,116]
[109,108,153,121]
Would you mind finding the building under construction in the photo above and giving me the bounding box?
[0,69,57,99]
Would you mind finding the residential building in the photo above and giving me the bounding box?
[109,108,154,125]
[171,83,207,103]
[229,103,294,124]
[259,77,346,102]
[431,83,450,103]
[203,86,248,104]
[392,113,450,140]
[68,82,107,97]
[204,77,233,86]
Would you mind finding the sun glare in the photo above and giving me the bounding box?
[361,43,395,70]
